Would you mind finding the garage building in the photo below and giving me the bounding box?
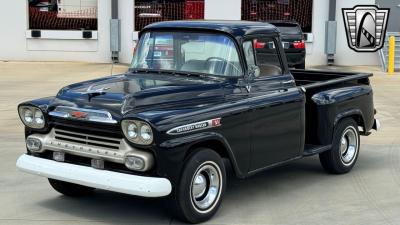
[0,0,396,67]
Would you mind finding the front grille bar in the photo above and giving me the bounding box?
[54,128,121,149]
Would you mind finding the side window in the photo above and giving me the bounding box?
[243,40,256,67]
[253,37,283,76]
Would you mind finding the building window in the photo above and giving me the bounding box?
[241,0,313,33]
[134,0,204,31]
[28,0,98,31]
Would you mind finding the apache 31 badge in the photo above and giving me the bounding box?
[167,118,221,135]
[342,5,390,52]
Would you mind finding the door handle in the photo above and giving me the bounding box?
[282,80,294,85]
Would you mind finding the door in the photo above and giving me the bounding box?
[376,0,400,32]
[242,36,305,172]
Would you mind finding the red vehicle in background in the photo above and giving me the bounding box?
[134,0,204,31]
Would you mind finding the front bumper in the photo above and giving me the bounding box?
[16,154,172,197]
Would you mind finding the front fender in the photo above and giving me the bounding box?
[156,131,245,185]
[18,96,55,113]
[18,97,55,135]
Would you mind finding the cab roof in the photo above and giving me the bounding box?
[141,20,280,38]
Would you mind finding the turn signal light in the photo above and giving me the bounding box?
[26,137,42,152]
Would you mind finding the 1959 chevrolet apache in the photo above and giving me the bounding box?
[16,20,380,223]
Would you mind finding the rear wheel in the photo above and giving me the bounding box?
[171,148,226,223]
[319,118,360,174]
[48,179,95,197]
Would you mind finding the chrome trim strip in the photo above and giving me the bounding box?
[49,106,118,124]
[166,118,221,135]
[54,128,121,143]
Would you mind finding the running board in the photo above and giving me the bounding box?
[303,144,332,156]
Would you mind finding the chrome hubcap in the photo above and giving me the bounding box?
[192,174,207,198]
[190,162,222,212]
[340,126,358,166]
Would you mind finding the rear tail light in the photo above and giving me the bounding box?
[293,40,305,49]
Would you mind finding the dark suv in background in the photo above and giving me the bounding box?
[268,21,306,69]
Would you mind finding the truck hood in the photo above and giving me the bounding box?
[49,72,228,120]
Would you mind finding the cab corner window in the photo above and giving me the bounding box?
[253,38,283,77]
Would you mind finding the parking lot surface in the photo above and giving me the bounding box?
[0,62,399,225]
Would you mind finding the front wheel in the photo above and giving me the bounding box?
[171,148,226,223]
[319,118,360,174]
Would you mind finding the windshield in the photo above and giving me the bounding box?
[131,31,243,76]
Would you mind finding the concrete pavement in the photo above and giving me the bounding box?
[0,62,399,225]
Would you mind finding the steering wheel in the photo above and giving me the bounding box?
[205,57,241,75]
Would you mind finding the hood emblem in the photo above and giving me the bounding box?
[49,106,117,124]
[167,118,221,135]
[70,111,88,119]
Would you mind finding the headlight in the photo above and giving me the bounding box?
[122,120,153,145]
[140,124,152,141]
[127,123,138,139]
[18,106,45,129]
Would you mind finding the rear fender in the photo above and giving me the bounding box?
[310,85,373,144]
[334,109,366,132]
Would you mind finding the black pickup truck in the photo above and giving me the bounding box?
[16,21,379,223]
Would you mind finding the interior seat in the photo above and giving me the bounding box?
[181,60,207,73]
[259,64,282,76]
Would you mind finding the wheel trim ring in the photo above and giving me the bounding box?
[189,161,223,214]
[340,126,359,166]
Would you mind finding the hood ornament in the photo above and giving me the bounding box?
[80,86,110,95]
[80,86,110,101]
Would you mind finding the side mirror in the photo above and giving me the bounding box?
[243,65,260,93]
[247,65,260,80]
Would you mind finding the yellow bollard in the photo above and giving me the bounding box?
[388,36,395,74]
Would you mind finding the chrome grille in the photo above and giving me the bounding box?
[54,128,121,150]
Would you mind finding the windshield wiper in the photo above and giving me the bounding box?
[129,68,225,81]
[130,68,200,77]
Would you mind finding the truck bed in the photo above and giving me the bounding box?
[291,69,372,89]
[290,69,374,154]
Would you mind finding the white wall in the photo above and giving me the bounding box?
[119,0,135,64]
[205,0,241,20]
[0,1,111,63]
[305,0,330,66]
[305,0,379,66]
[0,0,381,65]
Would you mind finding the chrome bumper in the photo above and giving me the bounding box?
[372,118,381,131]
[16,154,172,197]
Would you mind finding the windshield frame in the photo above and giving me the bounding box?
[130,29,246,78]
